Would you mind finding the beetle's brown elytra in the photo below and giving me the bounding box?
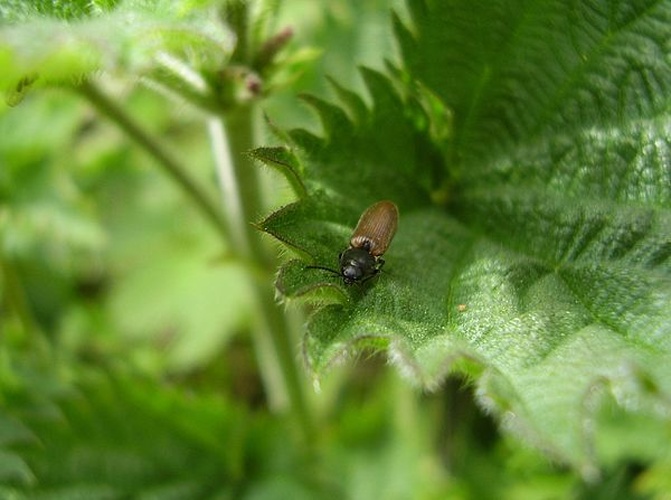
[349,200,399,257]
[305,200,399,285]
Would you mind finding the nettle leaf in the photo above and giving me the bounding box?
[260,0,671,474]
[0,0,232,94]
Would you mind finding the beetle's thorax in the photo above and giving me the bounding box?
[339,247,377,284]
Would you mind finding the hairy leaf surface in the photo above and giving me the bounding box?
[260,0,671,473]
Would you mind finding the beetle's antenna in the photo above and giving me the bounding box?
[304,264,340,276]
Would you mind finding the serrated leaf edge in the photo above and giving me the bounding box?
[247,146,307,198]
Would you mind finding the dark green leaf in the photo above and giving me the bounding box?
[263,0,671,473]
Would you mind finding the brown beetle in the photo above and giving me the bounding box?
[308,200,399,284]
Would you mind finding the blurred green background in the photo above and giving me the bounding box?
[0,0,661,498]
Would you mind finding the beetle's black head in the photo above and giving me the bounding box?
[339,247,377,284]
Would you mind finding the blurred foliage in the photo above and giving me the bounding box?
[0,0,669,499]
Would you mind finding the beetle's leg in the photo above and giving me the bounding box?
[359,266,382,285]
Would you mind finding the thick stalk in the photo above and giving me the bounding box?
[208,109,314,441]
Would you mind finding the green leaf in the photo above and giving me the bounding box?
[0,1,119,22]
[0,0,232,92]
[0,94,106,266]
[262,0,671,474]
[107,231,255,372]
[248,146,307,198]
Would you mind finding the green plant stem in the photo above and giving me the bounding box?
[208,110,315,442]
[76,80,233,246]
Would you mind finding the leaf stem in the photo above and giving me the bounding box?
[76,80,233,246]
[208,109,315,442]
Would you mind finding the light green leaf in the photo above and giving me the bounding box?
[0,94,106,268]
[0,0,232,91]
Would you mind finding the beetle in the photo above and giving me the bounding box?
[307,200,399,285]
